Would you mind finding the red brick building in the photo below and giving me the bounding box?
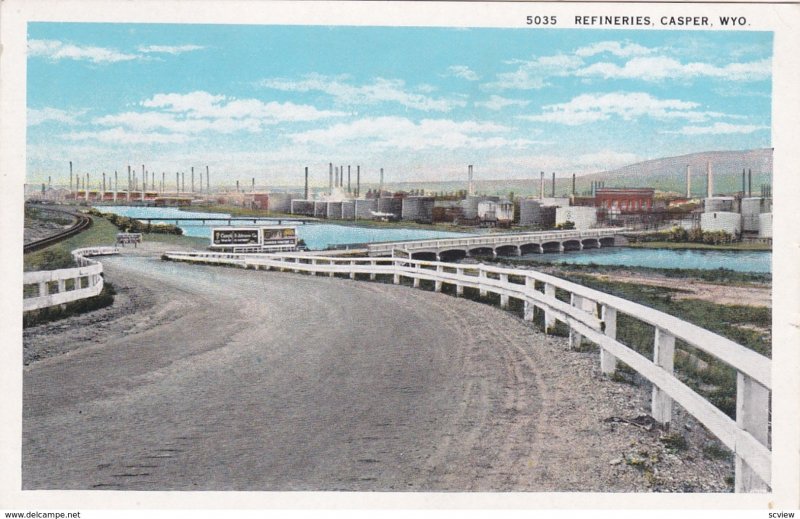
[595,188,655,213]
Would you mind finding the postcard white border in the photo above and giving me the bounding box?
[1,0,798,511]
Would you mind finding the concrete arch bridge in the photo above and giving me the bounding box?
[367,228,622,261]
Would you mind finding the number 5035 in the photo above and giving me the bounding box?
[526,15,557,25]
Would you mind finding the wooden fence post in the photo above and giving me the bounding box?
[569,294,583,349]
[349,260,356,279]
[499,273,509,308]
[370,261,376,280]
[524,277,534,321]
[413,263,420,288]
[735,373,770,492]
[543,283,556,333]
[456,268,464,296]
[600,305,618,374]
[435,266,443,292]
[652,327,676,425]
[479,266,487,297]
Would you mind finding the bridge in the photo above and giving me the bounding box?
[367,228,623,260]
[130,216,317,226]
[162,249,771,493]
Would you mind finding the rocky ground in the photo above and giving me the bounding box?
[23,214,76,244]
[22,243,735,492]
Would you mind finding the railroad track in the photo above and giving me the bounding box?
[24,206,93,254]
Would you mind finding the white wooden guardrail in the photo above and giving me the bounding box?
[163,249,771,492]
[23,247,119,312]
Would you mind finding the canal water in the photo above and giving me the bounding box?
[96,206,476,251]
[97,206,771,273]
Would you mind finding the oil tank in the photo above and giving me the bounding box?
[700,211,741,234]
[267,192,295,213]
[741,197,762,232]
[341,201,355,220]
[291,199,314,216]
[377,197,402,218]
[704,197,735,213]
[401,196,435,223]
[354,199,376,219]
[758,213,772,238]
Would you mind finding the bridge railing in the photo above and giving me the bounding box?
[162,249,771,492]
[366,228,620,255]
[23,247,119,312]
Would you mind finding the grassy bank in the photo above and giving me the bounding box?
[627,241,772,252]
[24,213,206,271]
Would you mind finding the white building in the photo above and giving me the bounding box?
[555,206,597,229]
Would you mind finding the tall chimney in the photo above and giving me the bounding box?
[329,163,333,192]
[379,168,384,196]
[304,167,309,200]
[152,171,155,192]
[686,165,692,198]
[236,180,240,192]
[356,165,361,198]
[340,165,343,189]
[706,161,713,198]
[468,165,474,196]
[551,172,555,197]
[85,173,90,201]
[192,167,195,193]
[69,161,73,193]
[539,171,544,200]
[128,165,132,192]
[182,172,185,193]
[142,165,146,191]
[252,177,255,192]
[335,167,339,188]
[102,172,105,194]
[162,172,165,193]
[741,169,745,196]
[206,166,210,194]
[748,169,752,197]
[572,174,576,196]
[114,171,118,202]
[347,165,351,194]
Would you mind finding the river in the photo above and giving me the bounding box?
[96,206,771,273]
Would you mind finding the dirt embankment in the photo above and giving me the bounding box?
[23,245,735,492]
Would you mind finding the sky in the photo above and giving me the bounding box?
[26,23,772,187]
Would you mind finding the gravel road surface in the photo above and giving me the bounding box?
[22,247,733,491]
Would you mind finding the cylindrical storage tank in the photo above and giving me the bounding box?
[314,201,327,218]
[461,195,481,219]
[377,197,402,217]
[704,197,734,213]
[326,201,343,219]
[555,206,597,229]
[341,201,355,220]
[354,199,376,219]
[741,197,762,231]
[290,199,314,216]
[758,213,772,238]
[519,199,543,226]
[700,211,741,234]
[268,192,294,213]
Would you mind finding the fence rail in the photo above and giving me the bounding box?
[163,249,772,492]
[23,247,119,312]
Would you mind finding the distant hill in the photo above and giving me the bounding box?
[363,149,773,198]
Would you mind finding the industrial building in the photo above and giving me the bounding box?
[556,206,598,230]
[477,199,514,227]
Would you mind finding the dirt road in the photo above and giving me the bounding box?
[22,248,733,491]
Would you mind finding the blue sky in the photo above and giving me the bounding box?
[26,23,772,186]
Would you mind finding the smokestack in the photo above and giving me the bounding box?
[176,172,179,193]
[329,163,333,192]
[468,165,474,196]
[142,165,146,191]
[748,169,752,197]
[236,180,240,192]
[182,172,185,193]
[706,161,713,197]
[335,167,339,188]
[551,172,555,197]
[304,167,309,200]
[347,165,351,194]
[340,165,343,189]
[69,161,73,193]
[379,168,384,196]
[192,167,195,193]
[128,165,132,192]
[85,173,90,201]
[252,177,255,192]
[539,171,544,200]
[572,174,576,196]
[162,172,165,193]
[102,172,105,194]
[356,165,360,197]
[686,165,692,198]
[206,166,210,194]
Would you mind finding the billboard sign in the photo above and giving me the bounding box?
[213,229,260,245]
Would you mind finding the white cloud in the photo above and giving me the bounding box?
[483,54,582,90]
[519,92,726,126]
[575,41,655,58]
[64,128,190,144]
[577,56,771,82]
[28,107,84,126]
[27,39,138,64]
[485,150,638,175]
[288,116,537,151]
[261,74,466,112]
[447,65,480,81]
[475,95,530,111]
[665,122,769,135]
[137,44,205,55]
